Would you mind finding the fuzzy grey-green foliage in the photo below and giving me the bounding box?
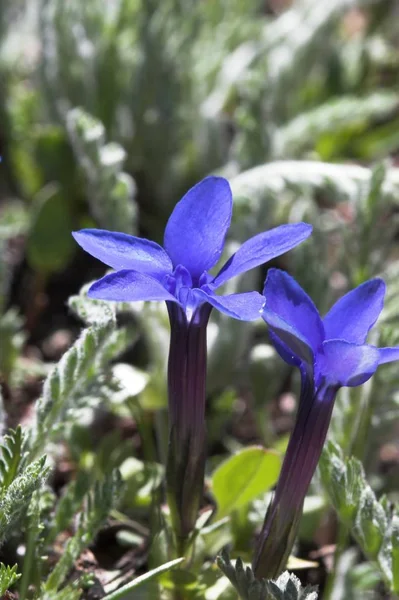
[230,161,399,217]
[66,108,137,234]
[19,488,55,600]
[30,309,118,457]
[0,203,33,380]
[275,93,399,158]
[42,470,122,594]
[0,428,49,550]
[320,441,399,593]
[36,0,255,209]
[0,204,28,379]
[217,550,318,600]
[39,587,82,600]
[45,473,90,546]
[0,562,21,596]
[3,0,395,230]
[0,308,25,383]
[0,425,24,491]
[0,455,49,546]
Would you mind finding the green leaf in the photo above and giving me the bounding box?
[119,457,163,507]
[68,292,116,326]
[30,316,116,458]
[278,92,399,158]
[39,584,82,600]
[320,441,399,592]
[66,108,137,234]
[0,309,25,383]
[45,472,91,545]
[216,550,318,600]
[354,487,387,556]
[27,184,74,274]
[392,516,399,593]
[0,563,20,595]
[198,517,232,558]
[101,558,185,600]
[211,446,281,519]
[0,456,49,546]
[19,488,55,600]
[0,426,24,493]
[43,470,122,593]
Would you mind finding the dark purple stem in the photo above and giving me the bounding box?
[253,381,337,580]
[165,301,211,553]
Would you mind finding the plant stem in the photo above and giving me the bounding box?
[323,520,349,600]
[324,379,375,598]
[19,521,37,600]
[349,377,375,463]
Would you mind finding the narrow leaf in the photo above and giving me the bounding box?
[102,558,185,600]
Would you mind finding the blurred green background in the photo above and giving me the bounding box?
[2,0,399,349]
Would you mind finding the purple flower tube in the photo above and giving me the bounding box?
[165,302,210,550]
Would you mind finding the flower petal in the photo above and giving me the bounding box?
[378,346,399,365]
[163,177,232,277]
[195,289,265,321]
[262,308,314,366]
[318,340,380,387]
[263,269,324,352]
[268,330,302,367]
[87,270,177,302]
[73,229,172,277]
[212,223,312,288]
[323,278,386,344]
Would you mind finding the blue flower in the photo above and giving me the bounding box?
[253,269,399,579]
[73,177,312,322]
[262,269,399,391]
[73,177,312,553]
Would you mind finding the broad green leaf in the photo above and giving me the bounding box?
[27,185,74,274]
[211,446,281,519]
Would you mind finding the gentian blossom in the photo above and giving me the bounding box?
[73,177,312,551]
[253,269,399,579]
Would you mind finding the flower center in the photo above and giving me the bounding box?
[163,265,212,321]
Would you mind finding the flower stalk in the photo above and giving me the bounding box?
[166,302,211,553]
[253,383,336,579]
